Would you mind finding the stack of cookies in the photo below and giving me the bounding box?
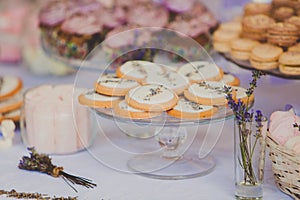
[79,60,251,120]
[250,43,283,70]
[278,51,300,75]
[212,22,241,53]
[230,38,259,61]
[267,22,299,47]
[242,14,275,42]
[0,76,23,123]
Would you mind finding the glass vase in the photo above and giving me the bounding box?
[234,118,268,200]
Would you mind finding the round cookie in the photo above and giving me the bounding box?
[143,70,189,95]
[268,22,299,36]
[250,44,283,62]
[2,109,21,122]
[230,38,259,52]
[113,100,162,119]
[167,97,218,119]
[0,92,23,113]
[95,75,140,96]
[184,81,235,106]
[272,7,294,21]
[220,74,240,86]
[177,61,223,83]
[0,76,23,100]
[243,2,271,16]
[213,30,240,43]
[78,89,121,108]
[233,86,254,104]
[213,42,231,53]
[242,14,275,33]
[125,84,178,112]
[279,51,300,66]
[288,43,300,52]
[279,64,300,75]
[116,60,164,82]
[250,59,279,70]
[219,21,242,33]
[230,50,250,61]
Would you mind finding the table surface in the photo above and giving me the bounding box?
[0,53,299,200]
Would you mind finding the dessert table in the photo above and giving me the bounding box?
[0,54,299,200]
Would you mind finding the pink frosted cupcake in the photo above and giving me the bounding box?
[39,1,69,47]
[55,14,103,59]
[103,25,156,69]
[127,2,169,28]
[101,6,127,30]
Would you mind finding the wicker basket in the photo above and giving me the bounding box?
[266,132,300,199]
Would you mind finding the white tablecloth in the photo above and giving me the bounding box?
[0,54,299,200]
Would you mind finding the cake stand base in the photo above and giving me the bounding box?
[127,154,216,180]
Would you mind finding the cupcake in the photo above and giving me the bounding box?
[103,25,156,69]
[56,14,103,59]
[39,1,69,48]
[127,2,169,28]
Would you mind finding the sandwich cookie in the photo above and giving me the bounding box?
[143,70,189,95]
[125,84,178,112]
[0,76,23,100]
[116,60,164,82]
[113,100,162,119]
[78,89,121,108]
[0,92,23,113]
[177,61,223,83]
[249,43,283,70]
[184,81,235,106]
[278,51,300,75]
[167,97,218,119]
[95,74,140,96]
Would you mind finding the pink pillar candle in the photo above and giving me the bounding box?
[21,84,95,154]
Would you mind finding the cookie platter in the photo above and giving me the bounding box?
[212,0,300,80]
[222,52,300,79]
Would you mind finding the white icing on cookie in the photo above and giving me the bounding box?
[188,81,226,98]
[0,76,20,96]
[128,84,175,104]
[119,60,164,79]
[118,100,143,112]
[84,90,120,101]
[233,86,247,99]
[144,70,189,92]
[97,77,139,89]
[173,98,214,113]
[178,61,220,82]
[221,74,235,84]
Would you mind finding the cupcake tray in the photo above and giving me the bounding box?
[222,52,300,79]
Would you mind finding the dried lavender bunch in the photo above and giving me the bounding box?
[0,189,77,200]
[18,147,96,192]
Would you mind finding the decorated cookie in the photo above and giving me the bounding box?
[143,70,189,95]
[95,74,140,96]
[78,89,121,108]
[0,76,23,100]
[167,97,218,119]
[177,61,223,83]
[2,109,21,122]
[233,86,254,104]
[116,60,164,82]
[221,74,240,86]
[184,81,234,106]
[113,100,162,119]
[125,84,178,112]
[0,92,23,113]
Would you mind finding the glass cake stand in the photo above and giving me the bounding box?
[94,106,233,180]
